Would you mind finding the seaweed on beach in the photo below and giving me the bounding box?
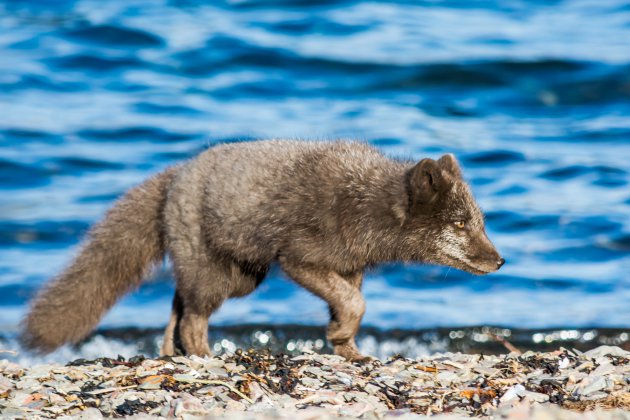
[66,354,145,368]
[1,346,628,418]
[115,399,160,416]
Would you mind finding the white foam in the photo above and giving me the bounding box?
[0,335,144,366]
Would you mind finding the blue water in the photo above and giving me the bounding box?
[1,0,629,340]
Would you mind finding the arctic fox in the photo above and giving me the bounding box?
[23,140,504,361]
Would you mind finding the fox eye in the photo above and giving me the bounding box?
[454,221,465,229]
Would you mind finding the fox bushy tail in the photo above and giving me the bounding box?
[22,167,177,353]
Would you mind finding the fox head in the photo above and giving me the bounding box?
[402,154,504,275]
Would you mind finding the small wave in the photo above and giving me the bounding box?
[545,243,628,263]
[212,0,359,10]
[541,165,626,181]
[63,24,164,48]
[48,157,127,173]
[495,185,528,196]
[77,193,123,203]
[0,220,89,247]
[1,129,62,143]
[605,234,630,251]
[0,284,36,306]
[134,102,202,116]
[0,74,88,93]
[572,127,630,143]
[485,211,559,233]
[252,17,370,36]
[77,127,198,143]
[46,54,145,72]
[0,160,53,189]
[462,150,526,166]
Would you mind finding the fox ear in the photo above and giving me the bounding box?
[409,158,451,205]
[437,153,462,178]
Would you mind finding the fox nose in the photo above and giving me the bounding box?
[497,258,505,269]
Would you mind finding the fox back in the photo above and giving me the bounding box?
[181,140,502,273]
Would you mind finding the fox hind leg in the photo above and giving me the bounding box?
[159,233,228,356]
[160,290,184,356]
[161,253,268,357]
[161,288,222,357]
[163,258,228,356]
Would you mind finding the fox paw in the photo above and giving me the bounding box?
[334,343,373,363]
[349,354,375,364]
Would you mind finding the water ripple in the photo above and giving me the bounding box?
[63,24,164,48]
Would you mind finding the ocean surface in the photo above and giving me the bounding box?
[0,0,629,361]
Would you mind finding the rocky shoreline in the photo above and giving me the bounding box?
[1,346,628,419]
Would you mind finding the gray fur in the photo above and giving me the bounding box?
[23,140,503,361]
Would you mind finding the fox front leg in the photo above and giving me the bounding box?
[280,258,369,362]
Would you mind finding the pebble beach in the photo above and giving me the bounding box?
[1,345,628,419]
